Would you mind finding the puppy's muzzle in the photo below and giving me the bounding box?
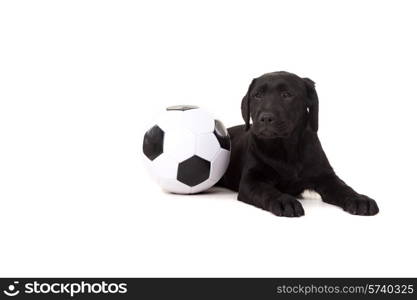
[258,112,276,125]
[256,112,289,138]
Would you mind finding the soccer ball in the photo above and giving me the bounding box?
[142,105,231,194]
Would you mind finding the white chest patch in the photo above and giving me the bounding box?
[301,189,322,200]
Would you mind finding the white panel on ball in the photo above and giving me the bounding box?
[189,178,215,194]
[159,178,191,194]
[195,133,221,161]
[142,152,160,182]
[182,108,215,134]
[156,110,184,132]
[163,127,196,162]
[209,149,230,183]
[149,154,178,179]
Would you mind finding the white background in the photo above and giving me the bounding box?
[1,0,416,277]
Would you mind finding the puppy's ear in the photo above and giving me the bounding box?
[241,79,256,131]
[303,77,319,132]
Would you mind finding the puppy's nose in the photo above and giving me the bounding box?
[258,112,276,125]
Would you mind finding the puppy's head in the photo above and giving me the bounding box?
[241,71,319,138]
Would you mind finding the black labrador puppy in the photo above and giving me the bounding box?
[219,71,379,217]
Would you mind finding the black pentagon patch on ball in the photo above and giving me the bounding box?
[143,125,164,161]
[214,119,231,150]
[166,105,199,111]
[177,155,211,187]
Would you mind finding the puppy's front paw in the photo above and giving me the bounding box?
[343,194,379,216]
[270,195,304,217]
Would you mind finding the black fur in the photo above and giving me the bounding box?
[219,71,379,217]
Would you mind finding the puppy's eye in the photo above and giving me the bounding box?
[253,91,264,100]
[281,91,293,98]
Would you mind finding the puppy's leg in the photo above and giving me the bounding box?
[238,170,304,217]
[314,174,379,216]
